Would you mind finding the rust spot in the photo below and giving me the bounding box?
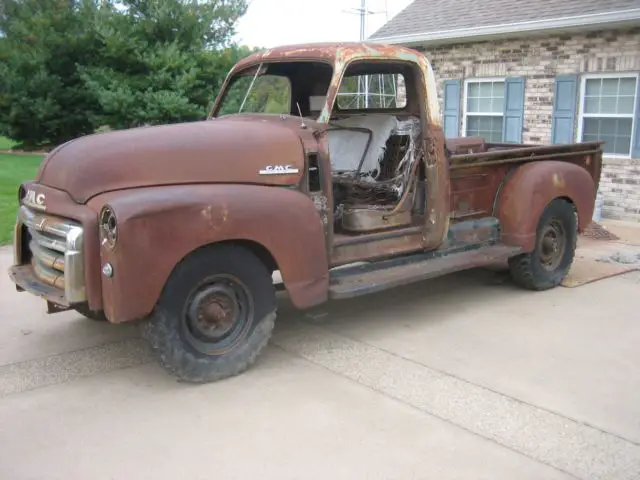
[201,205,213,223]
[310,192,329,227]
[552,173,565,188]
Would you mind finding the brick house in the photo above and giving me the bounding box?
[369,0,640,223]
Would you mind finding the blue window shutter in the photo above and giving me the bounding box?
[551,75,578,144]
[632,76,640,158]
[443,80,461,138]
[502,77,525,143]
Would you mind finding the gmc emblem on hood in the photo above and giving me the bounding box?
[23,189,46,210]
[259,165,299,175]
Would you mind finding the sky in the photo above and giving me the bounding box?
[234,0,414,48]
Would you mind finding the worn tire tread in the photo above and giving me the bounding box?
[508,199,577,291]
[146,309,275,383]
[144,244,276,383]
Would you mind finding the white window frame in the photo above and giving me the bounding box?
[576,72,639,158]
[462,77,506,141]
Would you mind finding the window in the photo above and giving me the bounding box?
[578,74,638,156]
[463,79,505,142]
[218,72,291,116]
[337,73,406,110]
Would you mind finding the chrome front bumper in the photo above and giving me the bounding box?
[12,205,86,305]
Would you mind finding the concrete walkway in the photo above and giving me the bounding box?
[0,235,639,479]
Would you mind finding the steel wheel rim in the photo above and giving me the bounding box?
[182,274,254,355]
[538,218,566,271]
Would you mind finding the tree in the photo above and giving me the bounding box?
[80,0,248,130]
[0,0,104,148]
[0,0,250,147]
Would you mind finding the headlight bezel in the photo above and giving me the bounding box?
[99,205,118,250]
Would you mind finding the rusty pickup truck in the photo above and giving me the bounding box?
[9,42,602,383]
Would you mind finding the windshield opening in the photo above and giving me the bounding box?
[214,61,334,120]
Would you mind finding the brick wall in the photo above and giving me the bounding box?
[413,27,640,222]
[599,158,640,222]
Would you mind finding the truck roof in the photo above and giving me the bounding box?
[233,42,425,71]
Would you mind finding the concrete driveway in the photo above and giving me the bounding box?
[1,241,639,480]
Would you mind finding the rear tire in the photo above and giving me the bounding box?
[144,244,276,383]
[508,199,577,291]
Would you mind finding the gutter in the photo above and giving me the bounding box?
[370,8,640,46]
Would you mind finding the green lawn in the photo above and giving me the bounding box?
[0,136,17,150]
[0,153,44,244]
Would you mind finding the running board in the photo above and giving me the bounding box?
[329,244,522,300]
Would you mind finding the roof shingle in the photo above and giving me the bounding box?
[369,0,640,40]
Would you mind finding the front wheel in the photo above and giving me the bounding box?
[508,199,577,291]
[145,244,277,383]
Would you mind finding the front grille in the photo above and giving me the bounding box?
[16,205,86,304]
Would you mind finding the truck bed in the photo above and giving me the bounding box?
[445,137,603,222]
[446,136,603,185]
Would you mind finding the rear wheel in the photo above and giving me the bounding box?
[508,199,577,291]
[145,244,276,383]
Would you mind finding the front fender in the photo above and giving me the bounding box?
[88,184,329,323]
[496,161,596,251]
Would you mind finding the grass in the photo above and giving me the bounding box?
[0,153,44,245]
[0,136,17,150]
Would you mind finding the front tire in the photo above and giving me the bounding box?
[145,244,277,383]
[508,199,577,291]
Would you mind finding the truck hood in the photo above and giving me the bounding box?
[36,117,309,203]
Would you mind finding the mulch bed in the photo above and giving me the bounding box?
[581,221,620,241]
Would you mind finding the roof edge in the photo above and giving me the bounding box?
[369,8,640,46]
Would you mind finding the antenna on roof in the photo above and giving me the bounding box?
[342,0,384,41]
[341,1,388,109]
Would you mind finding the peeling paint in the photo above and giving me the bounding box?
[552,173,565,188]
[214,42,442,127]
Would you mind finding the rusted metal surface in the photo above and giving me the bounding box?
[341,207,412,232]
[37,117,308,204]
[314,133,335,256]
[46,301,71,314]
[422,125,450,249]
[538,218,567,271]
[449,140,603,168]
[310,192,330,230]
[496,160,599,251]
[445,136,488,155]
[332,225,425,266]
[87,184,329,323]
[447,141,603,240]
[8,265,70,307]
[329,243,522,299]
[210,42,442,127]
[443,217,499,248]
[449,171,498,221]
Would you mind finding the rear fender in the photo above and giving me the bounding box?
[88,184,329,323]
[495,161,596,251]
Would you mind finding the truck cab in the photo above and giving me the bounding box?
[9,43,602,383]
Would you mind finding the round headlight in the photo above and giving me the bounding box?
[99,206,117,249]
